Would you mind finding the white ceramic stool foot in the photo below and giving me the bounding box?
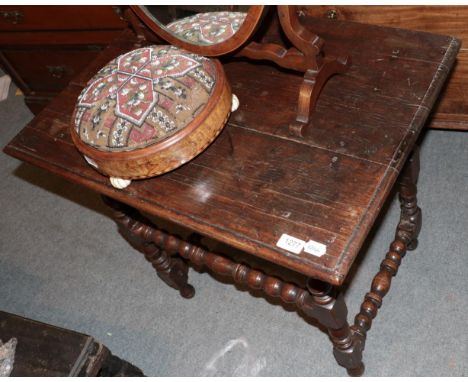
[110,177,132,189]
[231,94,239,112]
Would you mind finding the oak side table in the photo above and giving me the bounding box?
[3,19,459,376]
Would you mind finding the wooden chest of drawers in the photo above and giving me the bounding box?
[0,6,127,114]
[301,5,468,131]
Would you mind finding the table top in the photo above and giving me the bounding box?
[4,20,459,286]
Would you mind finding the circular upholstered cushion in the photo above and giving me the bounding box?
[166,12,247,45]
[71,45,231,180]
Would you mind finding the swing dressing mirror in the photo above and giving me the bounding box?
[131,5,350,136]
[131,5,265,56]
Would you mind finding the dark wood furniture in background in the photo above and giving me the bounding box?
[4,16,459,375]
[1,5,467,131]
[0,311,144,376]
[301,5,468,131]
[0,5,127,114]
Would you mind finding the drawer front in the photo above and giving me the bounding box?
[0,6,126,31]
[2,47,104,93]
[300,5,468,43]
[430,50,468,130]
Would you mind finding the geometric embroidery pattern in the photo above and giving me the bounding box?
[73,45,217,152]
[166,12,247,45]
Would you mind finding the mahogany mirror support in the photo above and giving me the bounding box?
[289,56,350,137]
[240,5,351,137]
[122,7,147,47]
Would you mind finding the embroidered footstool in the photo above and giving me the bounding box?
[70,45,233,189]
[166,12,247,45]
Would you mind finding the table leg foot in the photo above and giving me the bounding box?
[305,279,365,376]
[142,243,195,299]
[406,238,418,251]
[101,196,195,299]
[180,284,195,299]
[347,363,365,377]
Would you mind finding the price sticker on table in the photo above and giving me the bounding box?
[276,233,306,254]
[304,240,327,257]
[277,234,327,257]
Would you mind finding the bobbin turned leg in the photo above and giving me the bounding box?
[141,243,195,299]
[396,147,422,250]
[102,200,369,375]
[304,279,364,376]
[351,147,422,367]
[101,196,195,299]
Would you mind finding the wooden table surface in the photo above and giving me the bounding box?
[3,19,459,286]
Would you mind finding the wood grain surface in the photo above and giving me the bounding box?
[0,310,96,376]
[3,21,459,285]
[0,5,126,32]
[0,311,144,376]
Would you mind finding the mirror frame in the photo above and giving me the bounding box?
[130,5,266,56]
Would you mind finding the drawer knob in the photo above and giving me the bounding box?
[0,10,24,24]
[46,65,67,79]
[326,9,338,19]
[295,8,306,17]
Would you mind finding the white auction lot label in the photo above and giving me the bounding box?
[276,234,327,257]
[276,233,306,254]
[304,240,327,257]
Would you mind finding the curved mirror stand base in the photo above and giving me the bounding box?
[288,56,350,137]
[239,5,351,137]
